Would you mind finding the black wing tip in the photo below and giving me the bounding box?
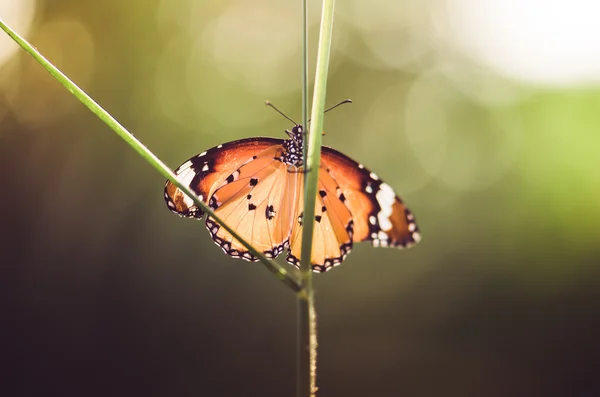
[370,215,421,249]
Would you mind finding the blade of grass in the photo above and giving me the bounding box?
[0,18,303,295]
[298,0,311,394]
[298,0,336,395]
[301,0,335,272]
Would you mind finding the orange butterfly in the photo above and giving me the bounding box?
[164,114,420,272]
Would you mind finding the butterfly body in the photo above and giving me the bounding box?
[165,125,420,272]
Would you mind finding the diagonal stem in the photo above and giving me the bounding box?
[0,18,304,295]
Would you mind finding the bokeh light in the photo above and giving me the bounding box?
[0,0,35,67]
[440,0,600,86]
[0,0,36,124]
[337,0,436,70]
[405,70,523,191]
[9,17,95,125]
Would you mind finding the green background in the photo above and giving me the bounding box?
[1,1,599,396]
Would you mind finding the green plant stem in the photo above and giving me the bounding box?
[0,18,303,295]
[298,0,336,395]
[300,0,335,270]
[298,0,311,393]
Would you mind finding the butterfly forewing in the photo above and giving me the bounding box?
[206,146,299,261]
[164,137,283,219]
[321,146,420,248]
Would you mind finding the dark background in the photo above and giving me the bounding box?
[1,1,600,396]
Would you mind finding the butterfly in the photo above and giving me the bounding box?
[164,105,421,272]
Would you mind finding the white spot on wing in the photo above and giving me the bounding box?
[358,164,364,169]
[182,193,195,208]
[370,172,379,180]
[173,165,204,210]
[198,151,207,157]
[178,160,193,171]
[376,183,395,231]
[201,163,209,172]
[369,215,377,225]
[177,168,196,187]
[412,231,421,242]
[365,185,373,194]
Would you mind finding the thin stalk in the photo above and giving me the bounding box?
[298,0,312,394]
[298,0,336,396]
[301,1,309,140]
[0,18,303,295]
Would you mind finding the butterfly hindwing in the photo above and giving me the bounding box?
[320,146,421,248]
[286,166,354,272]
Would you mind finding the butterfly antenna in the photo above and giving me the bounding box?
[265,100,297,125]
[308,99,353,123]
[324,99,353,114]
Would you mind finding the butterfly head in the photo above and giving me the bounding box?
[285,124,304,142]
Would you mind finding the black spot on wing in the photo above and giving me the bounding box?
[265,204,276,220]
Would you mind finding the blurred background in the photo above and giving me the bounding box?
[1,0,599,396]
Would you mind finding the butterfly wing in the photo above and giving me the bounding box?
[286,166,354,272]
[164,137,283,219]
[205,145,300,261]
[165,135,420,271]
[320,146,421,248]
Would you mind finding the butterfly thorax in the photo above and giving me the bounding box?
[282,125,304,167]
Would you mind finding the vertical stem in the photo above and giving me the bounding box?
[297,0,312,396]
[301,1,309,137]
[298,0,336,396]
